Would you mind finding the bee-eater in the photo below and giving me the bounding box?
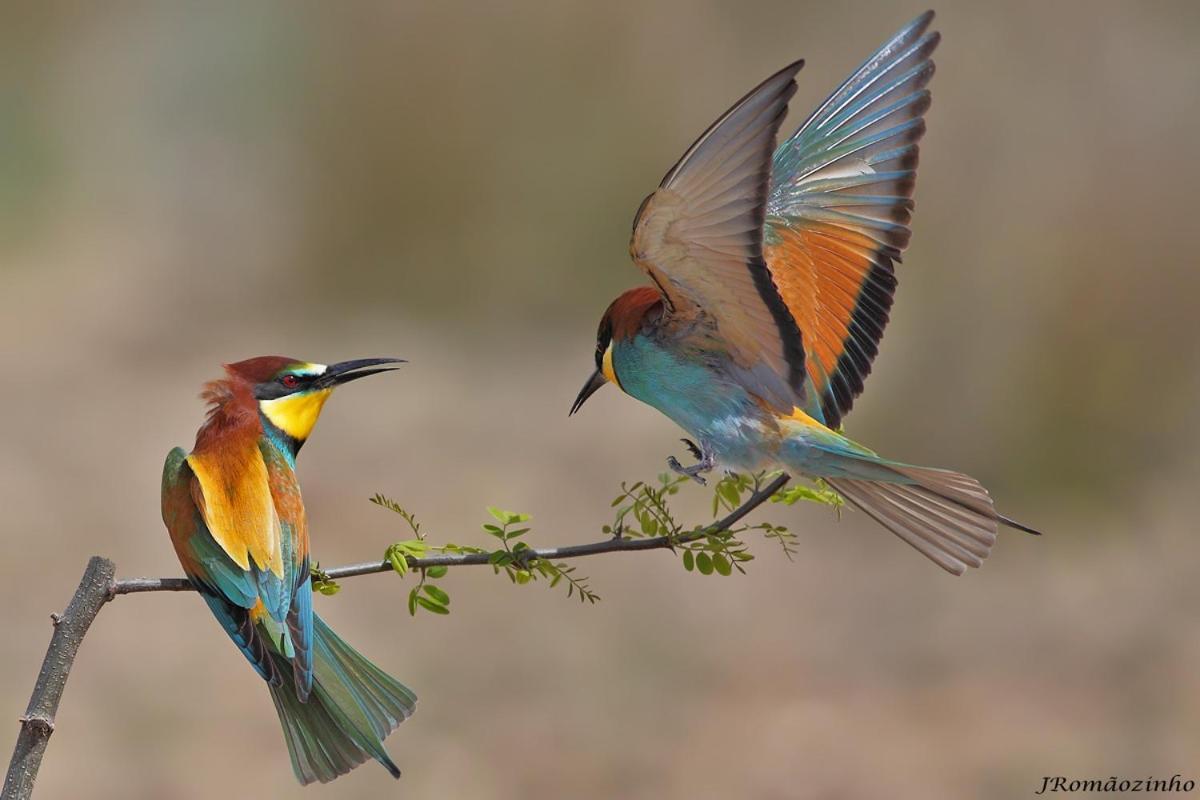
[570,12,1038,575]
[161,356,416,784]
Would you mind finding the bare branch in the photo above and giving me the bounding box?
[3,557,116,800]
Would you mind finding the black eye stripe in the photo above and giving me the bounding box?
[594,319,613,369]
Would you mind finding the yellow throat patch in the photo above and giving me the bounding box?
[260,388,333,441]
[601,343,619,387]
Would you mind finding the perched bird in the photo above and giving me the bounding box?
[570,11,1038,575]
[161,356,416,784]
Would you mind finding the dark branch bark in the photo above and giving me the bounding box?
[3,557,116,800]
[3,473,788,798]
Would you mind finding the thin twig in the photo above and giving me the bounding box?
[112,473,790,594]
[3,474,788,799]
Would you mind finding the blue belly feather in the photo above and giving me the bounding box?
[612,335,777,469]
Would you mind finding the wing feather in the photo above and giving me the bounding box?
[766,11,938,428]
[631,61,807,413]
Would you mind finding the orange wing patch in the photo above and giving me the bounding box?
[765,222,896,429]
[764,12,937,428]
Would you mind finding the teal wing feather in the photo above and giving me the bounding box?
[765,11,938,427]
[259,440,314,698]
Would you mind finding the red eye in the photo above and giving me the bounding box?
[281,375,300,389]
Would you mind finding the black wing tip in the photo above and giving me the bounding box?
[911,10,936,32]
[999,514,1043,536]
[779,58,805,78]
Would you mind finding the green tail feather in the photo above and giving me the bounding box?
[268,614,417,785]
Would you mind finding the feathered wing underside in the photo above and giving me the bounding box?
[630,60,808,414]
[766,11,938,428]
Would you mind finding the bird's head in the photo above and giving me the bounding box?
[570,286,662,415]
[223,355,405,445]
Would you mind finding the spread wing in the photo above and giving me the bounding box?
[630,61,808,414]
[163,443,313,696]
[766,11,939,428]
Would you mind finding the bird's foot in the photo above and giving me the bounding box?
[667,444,715,486]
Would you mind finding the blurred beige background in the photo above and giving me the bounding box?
[2,1,1198,798]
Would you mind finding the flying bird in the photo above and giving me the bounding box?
[570,11,1038,574]
[161,356,415,783]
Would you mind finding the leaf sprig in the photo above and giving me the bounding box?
[357,469,841,617]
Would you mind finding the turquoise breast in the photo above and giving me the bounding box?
[612,335,775,469]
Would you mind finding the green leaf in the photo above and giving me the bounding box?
[515,570,532,585]
[505,528,530,540]
[386,546,409,578]
[487,506,531,525]
[696,552,713,575]
[407,587,418,616]
[423,584,450,605]
[772,483,844,508]
[682,550,694,572]
[416,596,450,615]
[426,565,448,578]
[712,553,732,576]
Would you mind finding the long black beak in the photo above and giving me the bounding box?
[318,357,406,388]
[569,369,607,416]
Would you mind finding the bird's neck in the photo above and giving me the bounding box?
[194,379,304,465]
[259,413,304,465]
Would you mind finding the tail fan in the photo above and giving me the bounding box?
[268,614,417,784]
[826,465,1015,575]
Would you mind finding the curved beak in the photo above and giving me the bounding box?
[318,357,406,389]
[569,369,607,416]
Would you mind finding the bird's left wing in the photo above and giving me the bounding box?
[630,61,808,414]
[162,447,283,685]
[164,444,313,695]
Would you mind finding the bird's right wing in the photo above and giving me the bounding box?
[629,61,808,414]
